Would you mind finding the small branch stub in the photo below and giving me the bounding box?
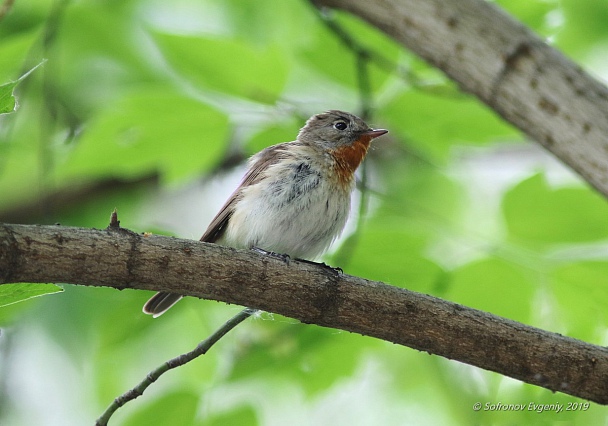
[108,208,120,229]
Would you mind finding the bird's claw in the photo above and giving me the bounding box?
[252,246,291,265]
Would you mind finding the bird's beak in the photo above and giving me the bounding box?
[364,129,388,139]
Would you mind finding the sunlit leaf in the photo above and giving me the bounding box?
[244,118,302,154]
[58,88,229,184]
[0,283,63,308]
[223,0,314,47]
[337,160,458,292]
[0,60,45,114]
[0,31,43,82]
[445,257,534,322]
[299,11,399,92]
[228,321,376,395]
[206,405,258,426]
[380,91,521,160]
[152,32,289,104]
[503,173,608,245]
[496,0,560,38]
[551,261,608,341]
[557,0,608,59]
[122,391,199,426]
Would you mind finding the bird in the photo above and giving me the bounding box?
[143,110,388,317]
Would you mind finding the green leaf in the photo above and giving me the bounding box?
[503,173,608,245]
[0,31,43,82]
[0,76,20,114]
[334,160,458,293]
[122,391,199,426]
[339,226,445,293]
[58,88,229,184]
[446,257,534,322]
[228,321,375,395]
[222,0,314,47]
[299,11,400,92]
[244,118,302,154]
[557,0,608,60]
[0,60,46,114]
[152,32,289,104]
[551,261,608,341]
[380,91,520,160]
[206,405,258,426]
[0,283,63,308]
[496,0,560,38]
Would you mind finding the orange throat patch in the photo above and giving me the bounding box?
[330,134,373,185]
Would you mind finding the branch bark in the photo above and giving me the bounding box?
[1,223,608,403]
[313,0,608,198]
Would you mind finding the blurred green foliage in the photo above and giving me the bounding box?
[1,0,608,425]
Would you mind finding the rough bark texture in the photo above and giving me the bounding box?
[313,0,608,198]
[1,223,608,404]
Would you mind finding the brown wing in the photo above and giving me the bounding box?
[200,142,291,242]
[145,142,294,317]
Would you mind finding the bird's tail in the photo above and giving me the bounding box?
[143,292,183,318]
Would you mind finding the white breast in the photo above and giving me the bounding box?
[222,156,353,259]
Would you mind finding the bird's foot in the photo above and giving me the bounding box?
[251,246,291,265]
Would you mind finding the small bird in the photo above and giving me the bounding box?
[143,110,388,317]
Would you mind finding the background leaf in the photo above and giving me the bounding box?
[152,32,289,104]
[503,173,608,245]
[0,80,19,114]
[0,283,63,308]
[57,88,229,184]
[0,61,45,114]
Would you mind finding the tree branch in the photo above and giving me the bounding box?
[1,223,608,403]
[312,0,608,199]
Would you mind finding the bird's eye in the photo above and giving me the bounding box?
[334,121,348,131]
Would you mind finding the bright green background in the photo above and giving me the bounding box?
[1,0,608,425]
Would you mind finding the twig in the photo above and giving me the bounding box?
[108,208,120,229]
[311,4,460,97]
[95,308,258,426]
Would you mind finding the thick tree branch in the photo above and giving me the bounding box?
[1,223,608,403]
[313,0,608,199]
